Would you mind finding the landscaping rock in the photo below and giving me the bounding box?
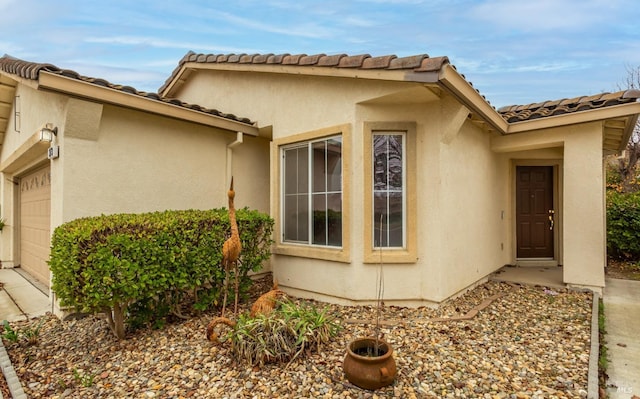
[1,281,592,398]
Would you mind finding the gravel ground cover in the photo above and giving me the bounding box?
[2,279,592,398]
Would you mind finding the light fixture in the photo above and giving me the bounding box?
[39,126,58,142]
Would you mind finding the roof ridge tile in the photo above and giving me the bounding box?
[623,89,640,99]
[362,55,397,69]
[317,54,347,67]
[338,54,371,68]
[283,54,308,65]
[414,56,449,72]
[299,54,326,65]
[252,54,274,64]
[388,54,429,70]
[227,54,246,63]
[267,54,289,64]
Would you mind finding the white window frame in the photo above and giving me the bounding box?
[280,135,343,248]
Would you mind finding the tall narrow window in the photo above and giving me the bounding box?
[283,136,342,247]
[373,133,405,248]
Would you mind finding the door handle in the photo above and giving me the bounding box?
[548,209,554,231]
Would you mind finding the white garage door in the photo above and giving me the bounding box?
[20,165,51,287]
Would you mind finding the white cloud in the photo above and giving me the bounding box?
[213,10,336,39]
[467,0,622,32]
[2,0,638,108]
[84,36,261,54]
[342,16,377,28]
[355,0,428,4]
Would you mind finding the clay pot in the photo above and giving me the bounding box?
[343,337,397,390]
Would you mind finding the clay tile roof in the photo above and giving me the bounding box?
[317,54,347,67]
[282,54,307,65]
[497,90,640,123]
[338,54,371,68]
[623,89,640,98]
[362,54,397,69]
[159,51,453,93]
[252,54,273,64]
[227,54,245,63]
[299,54,326,65]
[267,54,288,64]
[414,56,450,72]
[0,55,60,79]
[239,54,256,63]
[0,54,254,126]
[388,54,429,70]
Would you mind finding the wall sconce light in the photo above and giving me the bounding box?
[39,126,58,142]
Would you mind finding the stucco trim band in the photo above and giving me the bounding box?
[0,128,49,173]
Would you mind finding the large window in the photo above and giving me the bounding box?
[282,136,342,247]
[373,133,405,248]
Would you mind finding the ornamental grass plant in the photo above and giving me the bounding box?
[229,299,340,366]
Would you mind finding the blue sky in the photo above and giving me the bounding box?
[1,0,639,108]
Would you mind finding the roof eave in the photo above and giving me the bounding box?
[161,61,439,98]
[437,65,508,133]
[0,74,18,140]
[160,64,191,98]
[618,114,639,152]
[505,102,640,134]
[38,71,259,136]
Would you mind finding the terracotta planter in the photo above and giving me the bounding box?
[343,337,397,390]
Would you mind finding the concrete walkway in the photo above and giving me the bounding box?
[0,268,50,322]
[491,265,564,289]
[604,278,640,399]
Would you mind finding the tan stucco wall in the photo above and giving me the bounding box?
[59,104,270,221]
[0,86,271,278]
[176,71,514,305]
[492,122,606,290]
[562,123,606,289]
[433,114,510,301]
[172,71,439,136]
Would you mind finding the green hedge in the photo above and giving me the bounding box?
[49,208,273,338]
[607,190,640,259]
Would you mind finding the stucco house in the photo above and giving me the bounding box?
[2,51,640,310]
[0,55,270,293]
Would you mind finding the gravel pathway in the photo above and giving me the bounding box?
[2,280,592,398]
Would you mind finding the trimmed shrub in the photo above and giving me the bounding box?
[49,208,273,339]
[607,190,640,259]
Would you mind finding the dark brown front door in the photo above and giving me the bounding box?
[516,166,554,258]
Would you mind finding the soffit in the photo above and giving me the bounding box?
[0,74,18,143]
[358,85,441,105]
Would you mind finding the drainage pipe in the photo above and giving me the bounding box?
[226,131,244,189]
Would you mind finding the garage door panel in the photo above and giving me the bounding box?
[20,165,51,287]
